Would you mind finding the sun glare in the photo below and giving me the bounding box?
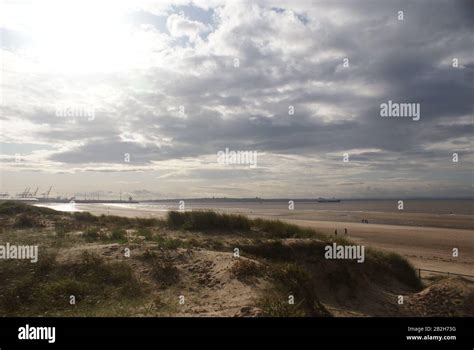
[27,0,138,74]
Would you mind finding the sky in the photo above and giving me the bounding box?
[0,0,472,199]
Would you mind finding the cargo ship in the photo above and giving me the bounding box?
[317,197,341,203]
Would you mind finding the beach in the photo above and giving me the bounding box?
[37,200,474,278]
[1,200,471,317]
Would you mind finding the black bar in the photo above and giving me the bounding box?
[0,317,472,347]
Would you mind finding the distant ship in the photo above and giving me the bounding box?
[317,197,341,203]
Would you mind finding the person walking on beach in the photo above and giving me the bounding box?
[344,228,347,235]
[335,229,338,236]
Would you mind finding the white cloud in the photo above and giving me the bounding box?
[166,13,209,41]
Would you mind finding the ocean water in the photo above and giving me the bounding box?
[36,199,473,215]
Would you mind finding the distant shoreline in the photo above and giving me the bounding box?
[34,199,474,227]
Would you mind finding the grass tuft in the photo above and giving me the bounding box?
[165,211,323,239]
[150,260,180,287]
[13,214,40,228]
[366,248,422,289]
[167,210,251,232]
[229,259,263,282]
[260,263,331,317]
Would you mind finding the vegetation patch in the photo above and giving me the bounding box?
[165,211,326,239]
[13,214,42,228]
[0,202,60,216]
[110,228,127,242]
[167,210,251,232]
[0,251,143,315]
[154,235,187,250]
[229,259,263,283]
[150,260,180,287]
[137,227,153,240]
[365,248,422,290]
[252,218,322,239]
[259,263,331,317]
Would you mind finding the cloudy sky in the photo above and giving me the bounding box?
[0,0,472,199]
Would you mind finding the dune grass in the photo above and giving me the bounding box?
[0,201,60,216]
[259,263,331,317]
[365,248,422,289]
[165,210,325,239]
[242,239,422,291]
[251,217,320,238]
[150,260,180,287]
[13,213,42,228]
[229,259,263,283]
[0,251,143,316]
[167,210,251,232]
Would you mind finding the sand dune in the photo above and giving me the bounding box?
[74,203,474,278]
[2,202,473,317]
[276,219,474,278]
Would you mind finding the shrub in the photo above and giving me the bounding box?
[73,212,98,223]
[138,227,153,240]
[83,227,100,242]
[258,295,306,317]
[110,228,127,241]
[154,236,185,250]
[34,252,57,278]
[140,249,157,261]
[55,220,73,236]
[150,260,179,287]
[13,214,38,228]
[229,259,263,282]
[133,217,160,228]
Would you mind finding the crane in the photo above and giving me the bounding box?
[46,185,53,198]
[23,187,30,198]
[43,186,52,198]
